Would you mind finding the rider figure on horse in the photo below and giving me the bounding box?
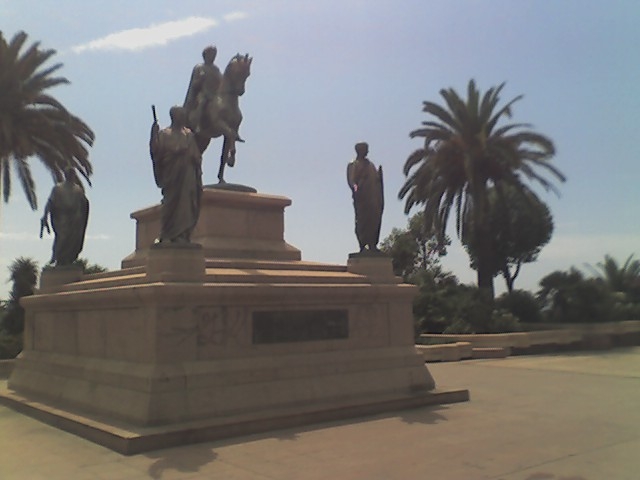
[183,45,222,135]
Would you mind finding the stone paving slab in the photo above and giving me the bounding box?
[0,347,638,479]
[473,348,640,378]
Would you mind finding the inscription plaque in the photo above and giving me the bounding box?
[252,309,349,344]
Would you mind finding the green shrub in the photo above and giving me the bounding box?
[611,296,640,321]
[442,318,475,334]
[414,276,515,334]
[496,289,542,324]
[538,270,615,323]
[487,310,522,333]
[414,279,481,333]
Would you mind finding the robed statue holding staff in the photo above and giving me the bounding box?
[347,142,384,253]
[149,105,203,244]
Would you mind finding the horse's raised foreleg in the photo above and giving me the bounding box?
[218,137,227,183]
[227,139,236,167]
[218,136,234,183]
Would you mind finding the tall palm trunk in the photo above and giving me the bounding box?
[474,224,495,301]
[471,185,495,300]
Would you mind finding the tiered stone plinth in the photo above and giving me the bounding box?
[122,188,301,268]
[6,190,468,453]
[146,243,205,282]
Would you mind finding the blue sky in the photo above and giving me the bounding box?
[1,0,639,298]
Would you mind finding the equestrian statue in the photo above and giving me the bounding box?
[183,46,252,183]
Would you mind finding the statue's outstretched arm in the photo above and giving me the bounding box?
[40,200,51,238]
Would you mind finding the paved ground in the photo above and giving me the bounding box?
[1,347,638,480]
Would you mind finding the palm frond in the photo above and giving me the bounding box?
[15,156,37,209]
[486,94,524,134]
[422,100,462,133]
[440,87,470,132]
[492,123,531,137]
[401,148,426,177]
[1,157,11,202]
[0,31,95,206]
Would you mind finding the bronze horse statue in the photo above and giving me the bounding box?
[185,53,252,183]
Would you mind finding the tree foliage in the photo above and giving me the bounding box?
[538,254,640,324]
[399,79,565,299]
[495,289,543,324]
[463,185,553,292]
[380,213,450,281]
[587,254,640,318]
[73,257,108,275]
[588,254,640,297]
[413,271,521,334]
[2,256,38,334]
[537,268,615,323]
[0,30,94,209]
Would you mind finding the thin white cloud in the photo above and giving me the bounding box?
[72,17,218,53]
[224,11,248,22]
[0,232,40,241]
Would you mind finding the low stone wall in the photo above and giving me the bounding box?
[416,342,473,362]
[416,343,510,362]
[416,320,640,362]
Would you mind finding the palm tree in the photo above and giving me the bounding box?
[589,254,640,294]
[0,30,94,210]
[399,80,565,299]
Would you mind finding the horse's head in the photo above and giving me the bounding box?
[223,54,252,96]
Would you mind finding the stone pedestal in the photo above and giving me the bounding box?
[10,274,435,426]
[146,243,205,282]
[38,265,83,293]
[122,188,301,268]
[347,252,399,284]
[6,190,468,453]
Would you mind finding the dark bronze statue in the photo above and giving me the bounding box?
[183,46,222,136]
[183,46,252,183]
[150,105,203,244]
[40,167,89,266]
[347,142,384,252]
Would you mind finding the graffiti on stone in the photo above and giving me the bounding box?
[193,306,247,346]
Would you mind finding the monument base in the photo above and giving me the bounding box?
[0,379,468,455]
[5,191,469,453]
[146,242,205,282]
[122,189,301,267]
[9,268,436,426]
[39,265,83,293]
[347,252,398,283]
[203,182,257,193]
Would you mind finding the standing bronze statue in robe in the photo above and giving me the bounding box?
[183,46,252,183]
[150,106,203,244]
[40,167,89,266]
[347,142,384,253]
